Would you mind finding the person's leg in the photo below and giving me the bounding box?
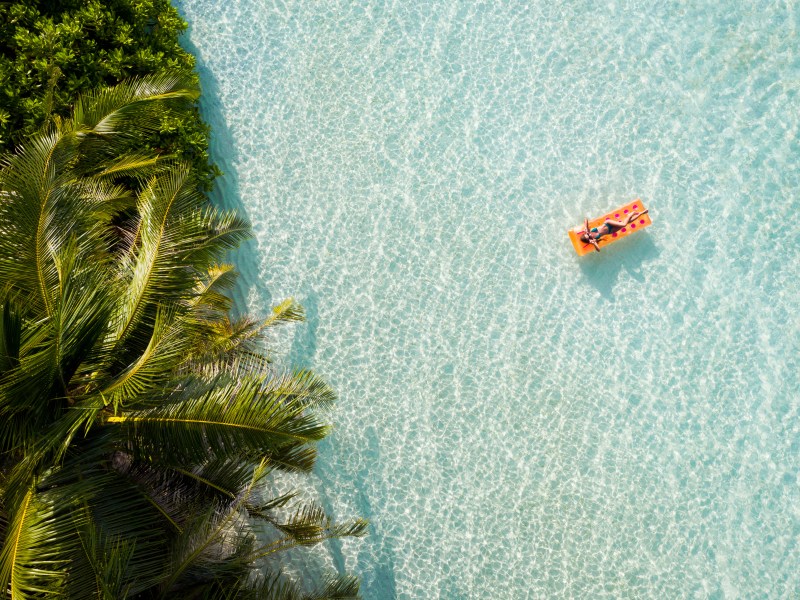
[623,209,649,226]
[606,209,649,229]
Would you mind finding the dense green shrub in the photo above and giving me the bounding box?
[0,0,217,187]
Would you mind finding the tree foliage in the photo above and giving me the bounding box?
[0,76,366,599]
[0,0,217,188]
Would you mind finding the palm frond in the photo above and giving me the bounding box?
[159,510,254,600]
[0,486,84,597]
[173,458,268,503]
[97,305,195,411]
[50,467,173,594]
[187,264,238,317]
[159,461,268,596]
[248,574,303,600]
[111,164,197,341]
[179,315,272,379]
[251,498,368,560]
[71,177,134,222]
[86,152,164,181]
[50,237,116,396]
[263,298,306,330]
[67,507,136,600]
[108,455,272,532]
[0,127,83,316]
[264,369,337,411]
[112,167,248,348]
[261,442,318,473]
[0,242,113,455]
[181,207,253,263]
[2,406,101,505]
[183,297,305,374]
[105,375,330,465]
[73,73,199,135]
[265,502,368,546]
[249,491,298,514]
[304,575,362,600]
[0,294,21,374]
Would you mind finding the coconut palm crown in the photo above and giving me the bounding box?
[0,74,366,599]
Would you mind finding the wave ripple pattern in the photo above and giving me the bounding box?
[175,1,799,598]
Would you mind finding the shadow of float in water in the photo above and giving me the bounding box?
[578,233,660,301]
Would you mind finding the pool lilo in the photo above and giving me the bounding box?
[568,200,653,256]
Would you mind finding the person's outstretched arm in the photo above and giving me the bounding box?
[590,238,600,252]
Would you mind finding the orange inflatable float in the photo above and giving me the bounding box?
[568,199,652,256]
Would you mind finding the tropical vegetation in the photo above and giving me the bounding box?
[0,75,366,598]
[0,0,216,188]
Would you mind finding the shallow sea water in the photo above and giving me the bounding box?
[174,1,800,597]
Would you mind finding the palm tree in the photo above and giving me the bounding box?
[0,74,366,599]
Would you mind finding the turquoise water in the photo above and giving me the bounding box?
[174,1,800,597]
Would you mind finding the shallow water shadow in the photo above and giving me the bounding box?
[178,30,272,314]
[315,427,397,599]
[177,13,387,594]
[289,288,319,368]
[356,428,398,600]
[578,233,660,300]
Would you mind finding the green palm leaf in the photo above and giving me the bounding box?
[97,306,195,410]
[112,165,250,347]
[0,74,365,598]
[67,508,136,600]
[254,501,369,551]
[86,152,166,183]
[188,264,238,315]
[304,575,362,600]
[183,297,307,377]
[46,467,174,594]
[0,295,21,374]
[73,73,199,136]
[106,375,330,464]
[0,486,84,598]
[0,243,113,456]
[0,128,82,316]
[158,461,268,597]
